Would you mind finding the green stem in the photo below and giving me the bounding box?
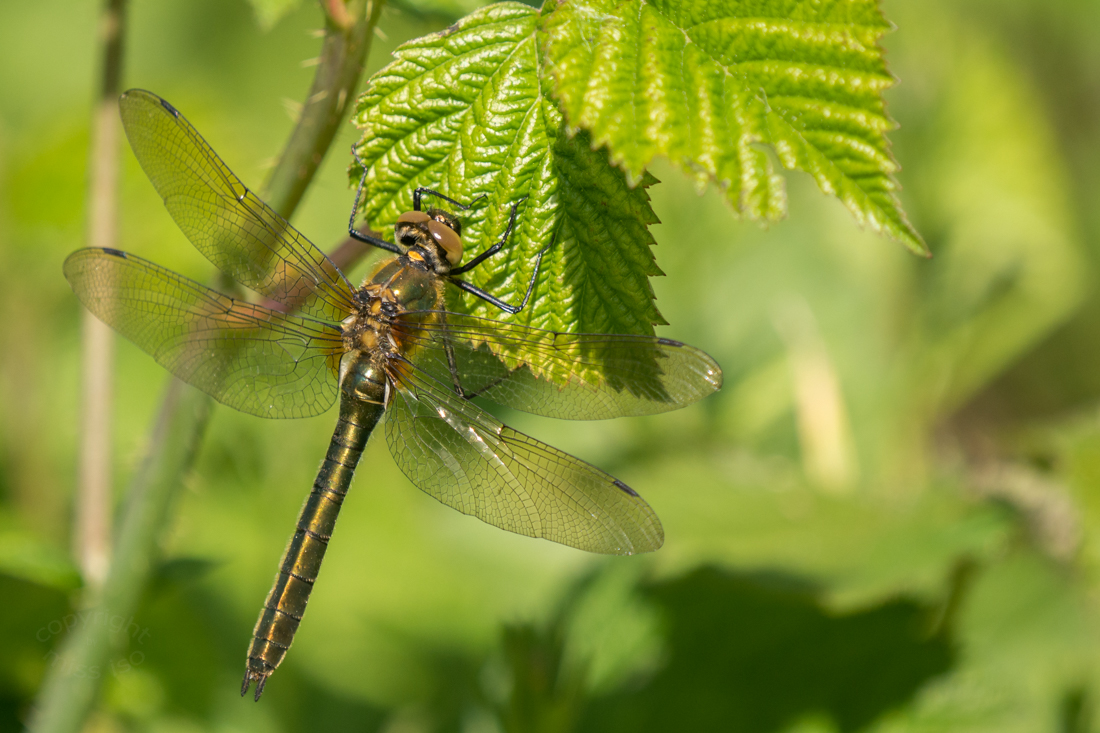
[29,381,209,733]
[265,0,382,218]
[28,3,383,731]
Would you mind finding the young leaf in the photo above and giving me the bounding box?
[540,0,927,256]
[351,2,665,343]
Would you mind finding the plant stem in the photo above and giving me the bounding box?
[30,381,211,733]
[28,3,383,731]
[265,0,382,218]
[75,0,126,594]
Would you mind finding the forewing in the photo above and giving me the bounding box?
[395,311,722,420]
[119,89,355,322]
[65,248,344,419]
[384,357,664,554]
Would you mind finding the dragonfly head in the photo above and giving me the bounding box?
[395,208,463,271]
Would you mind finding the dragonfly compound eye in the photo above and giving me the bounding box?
[396,210,431,225]
[427,219,463,266]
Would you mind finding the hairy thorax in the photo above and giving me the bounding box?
[341,252,444,364]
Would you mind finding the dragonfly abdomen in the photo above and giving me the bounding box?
[242,354,386,700]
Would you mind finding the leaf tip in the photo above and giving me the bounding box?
[899,228,931,258]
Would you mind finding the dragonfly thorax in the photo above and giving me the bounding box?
[342,253,446,360]
[341,292,392,357]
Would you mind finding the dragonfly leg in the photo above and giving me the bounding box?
[443,347,526,400]
[431,298,522,397]
[348,144,402,255]
[440,330,525,400]
[444,342,463,396]
[413,187,487,212]
[448,237,552,315]
[462,366,525,400]
[435,311,467,397]
[435,309,519,399]
[449,196,527,276]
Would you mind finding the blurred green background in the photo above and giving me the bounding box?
[3,0,1100,731]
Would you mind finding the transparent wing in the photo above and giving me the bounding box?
[393,311,722,420]
[119,89,355,323]
[384,357,664,554]
[65,248,344,419]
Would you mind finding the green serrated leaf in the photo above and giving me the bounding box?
[540,0,926,256]
[351,2,665,345]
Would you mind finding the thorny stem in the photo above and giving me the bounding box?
[28,3,383,731]
[265,0,382,218]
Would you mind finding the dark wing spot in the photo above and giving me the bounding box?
[657,338,683,347]
[101,248,127,258]
[159,97,180,117]
[613,479,639,497]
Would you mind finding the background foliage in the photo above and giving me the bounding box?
[1,0,1099,731]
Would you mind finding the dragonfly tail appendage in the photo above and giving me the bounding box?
[242,357,386,700]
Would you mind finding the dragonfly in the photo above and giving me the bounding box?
[64,89,723,701]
